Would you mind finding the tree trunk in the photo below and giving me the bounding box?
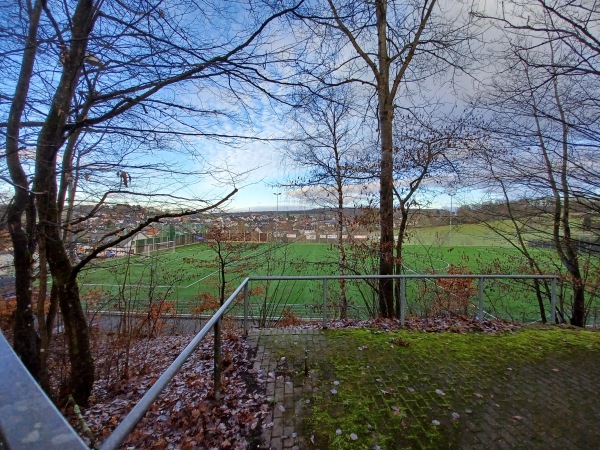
[378,112,395,318]
[336,171,348,319]
[571,281,586,327]
[61,279,95,405]
[5,0,44,381]
[32,0,96,405]
[35,234,51,393]
[8,194,40,378]
[37,163,94,404]
[213,319,222,401]
[551,72,585,327]
[337,205,348,319]
[394,207,409,311]
[214,239,225,400]
[376,0,395,318]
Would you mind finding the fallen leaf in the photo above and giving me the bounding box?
[79,332,268,449]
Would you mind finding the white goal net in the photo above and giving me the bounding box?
[146,240,176,255]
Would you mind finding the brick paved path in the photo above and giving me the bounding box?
[247,329,323,450]
[248,328,600,450]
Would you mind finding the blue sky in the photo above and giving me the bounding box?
[0,0,502,215]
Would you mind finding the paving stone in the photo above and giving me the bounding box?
[270,437,282,449]
[249,328,600,450]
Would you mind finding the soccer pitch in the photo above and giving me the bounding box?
[79,242,341,312]
[77,241,567,322]
[79,241,528,295]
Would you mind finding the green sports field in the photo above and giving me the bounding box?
[78,234,581,324]
[79,242,530,295]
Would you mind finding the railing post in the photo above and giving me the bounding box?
[550,277,557,325]
[396,280,401,321]
[214,317,222,400]
[478,277,484,324]
[243,281,249,335]
[322,279,329,328]
[400,277,406,326]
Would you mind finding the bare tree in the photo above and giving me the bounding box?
[472,0,600,79]
[185,225,261,400]
[1,0,299,404]
[292,0,476,316]
[461,139,555,323]
[391,112,464,301]
[467,34,598,326]
[284,86,368,318]
[471,1,600,157]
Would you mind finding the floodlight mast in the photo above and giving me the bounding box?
[448,192,455,246]
[274,192,281,242]
[275,192,281,213]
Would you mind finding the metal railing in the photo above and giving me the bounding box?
[1,273,559,449]
[0,332,88,449]
[99,278,250,449]
[104,274,560,449]
[242,274,560,327]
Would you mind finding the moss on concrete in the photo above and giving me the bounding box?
[300,327,600,449]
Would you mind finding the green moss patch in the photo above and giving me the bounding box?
[297,327,600,449]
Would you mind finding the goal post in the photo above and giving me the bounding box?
[155,240,176,253]
[146,240,176,255]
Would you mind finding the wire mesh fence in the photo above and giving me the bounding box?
[79,274,600,330]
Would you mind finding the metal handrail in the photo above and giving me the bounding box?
[242,274,559,328]
[105,273,560,449]
[99,277,250,450]
[0,332,88,449]
[1,272,560,450]
[248,274,558,280]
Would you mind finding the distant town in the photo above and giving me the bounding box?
[67,204,459,257]
[2,195,580,271]
[0,203,459,267]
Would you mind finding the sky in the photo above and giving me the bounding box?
[178,0,508,214]
[182,107,463,213]
[191,132,468,213]
[178,28,466,211]
[218,0,536,214]
[0,0,508,214]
